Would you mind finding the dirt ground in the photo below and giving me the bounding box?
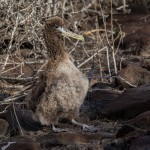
[0,1,150,150]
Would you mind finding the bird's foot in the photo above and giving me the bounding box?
[71,119,99,132]
[82,124,99,132]
[52,124,69,133]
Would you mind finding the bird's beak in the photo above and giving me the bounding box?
[57,27,85,41]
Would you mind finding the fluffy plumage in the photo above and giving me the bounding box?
[27,17,89,125]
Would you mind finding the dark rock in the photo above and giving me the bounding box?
[118,56,150,71]
[36,132,103,146]
[0,136,40,150]
[141,58,150,71]
[113,14,150,57]
[0,142,40,150]
[122,110,150,131]
[116,126,146,139]
[129,135,150,150]
[113,13,150,24]
[116,125,135,138]
[84,82,121,120]
[105,134,150,150]
[104,139,129,150]
[102,84,150,120]
[0,106,43,136]
[124,130,146,140]
[115,65,150,88]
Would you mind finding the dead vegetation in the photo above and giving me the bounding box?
[0,0,150,149]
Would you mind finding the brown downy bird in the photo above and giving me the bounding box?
[27,17,90,131]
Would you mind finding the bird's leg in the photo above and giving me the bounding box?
[51,124,69,132]
[71,119,99,132]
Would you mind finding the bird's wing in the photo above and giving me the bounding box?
[25,74,46,112]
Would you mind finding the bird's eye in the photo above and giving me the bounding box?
[54,25,59,29]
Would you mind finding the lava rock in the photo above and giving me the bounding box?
[115,65,150,88]
[122,110,150,131]
[0,136,40,150]
[102,84,150,120]
[129,135,150,150]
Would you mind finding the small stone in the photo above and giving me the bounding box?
[115,65,150,88]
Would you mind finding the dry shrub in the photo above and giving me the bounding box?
[0,0,149,109]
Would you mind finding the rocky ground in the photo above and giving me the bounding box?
[0,1,150,150]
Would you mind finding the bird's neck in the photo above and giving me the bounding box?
[45,33,66,69]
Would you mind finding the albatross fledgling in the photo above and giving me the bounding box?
[27,17,90,131]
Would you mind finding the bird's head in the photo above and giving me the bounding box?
[43,17,84,63]
[44,16,84,42]
[45,16,64,31]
